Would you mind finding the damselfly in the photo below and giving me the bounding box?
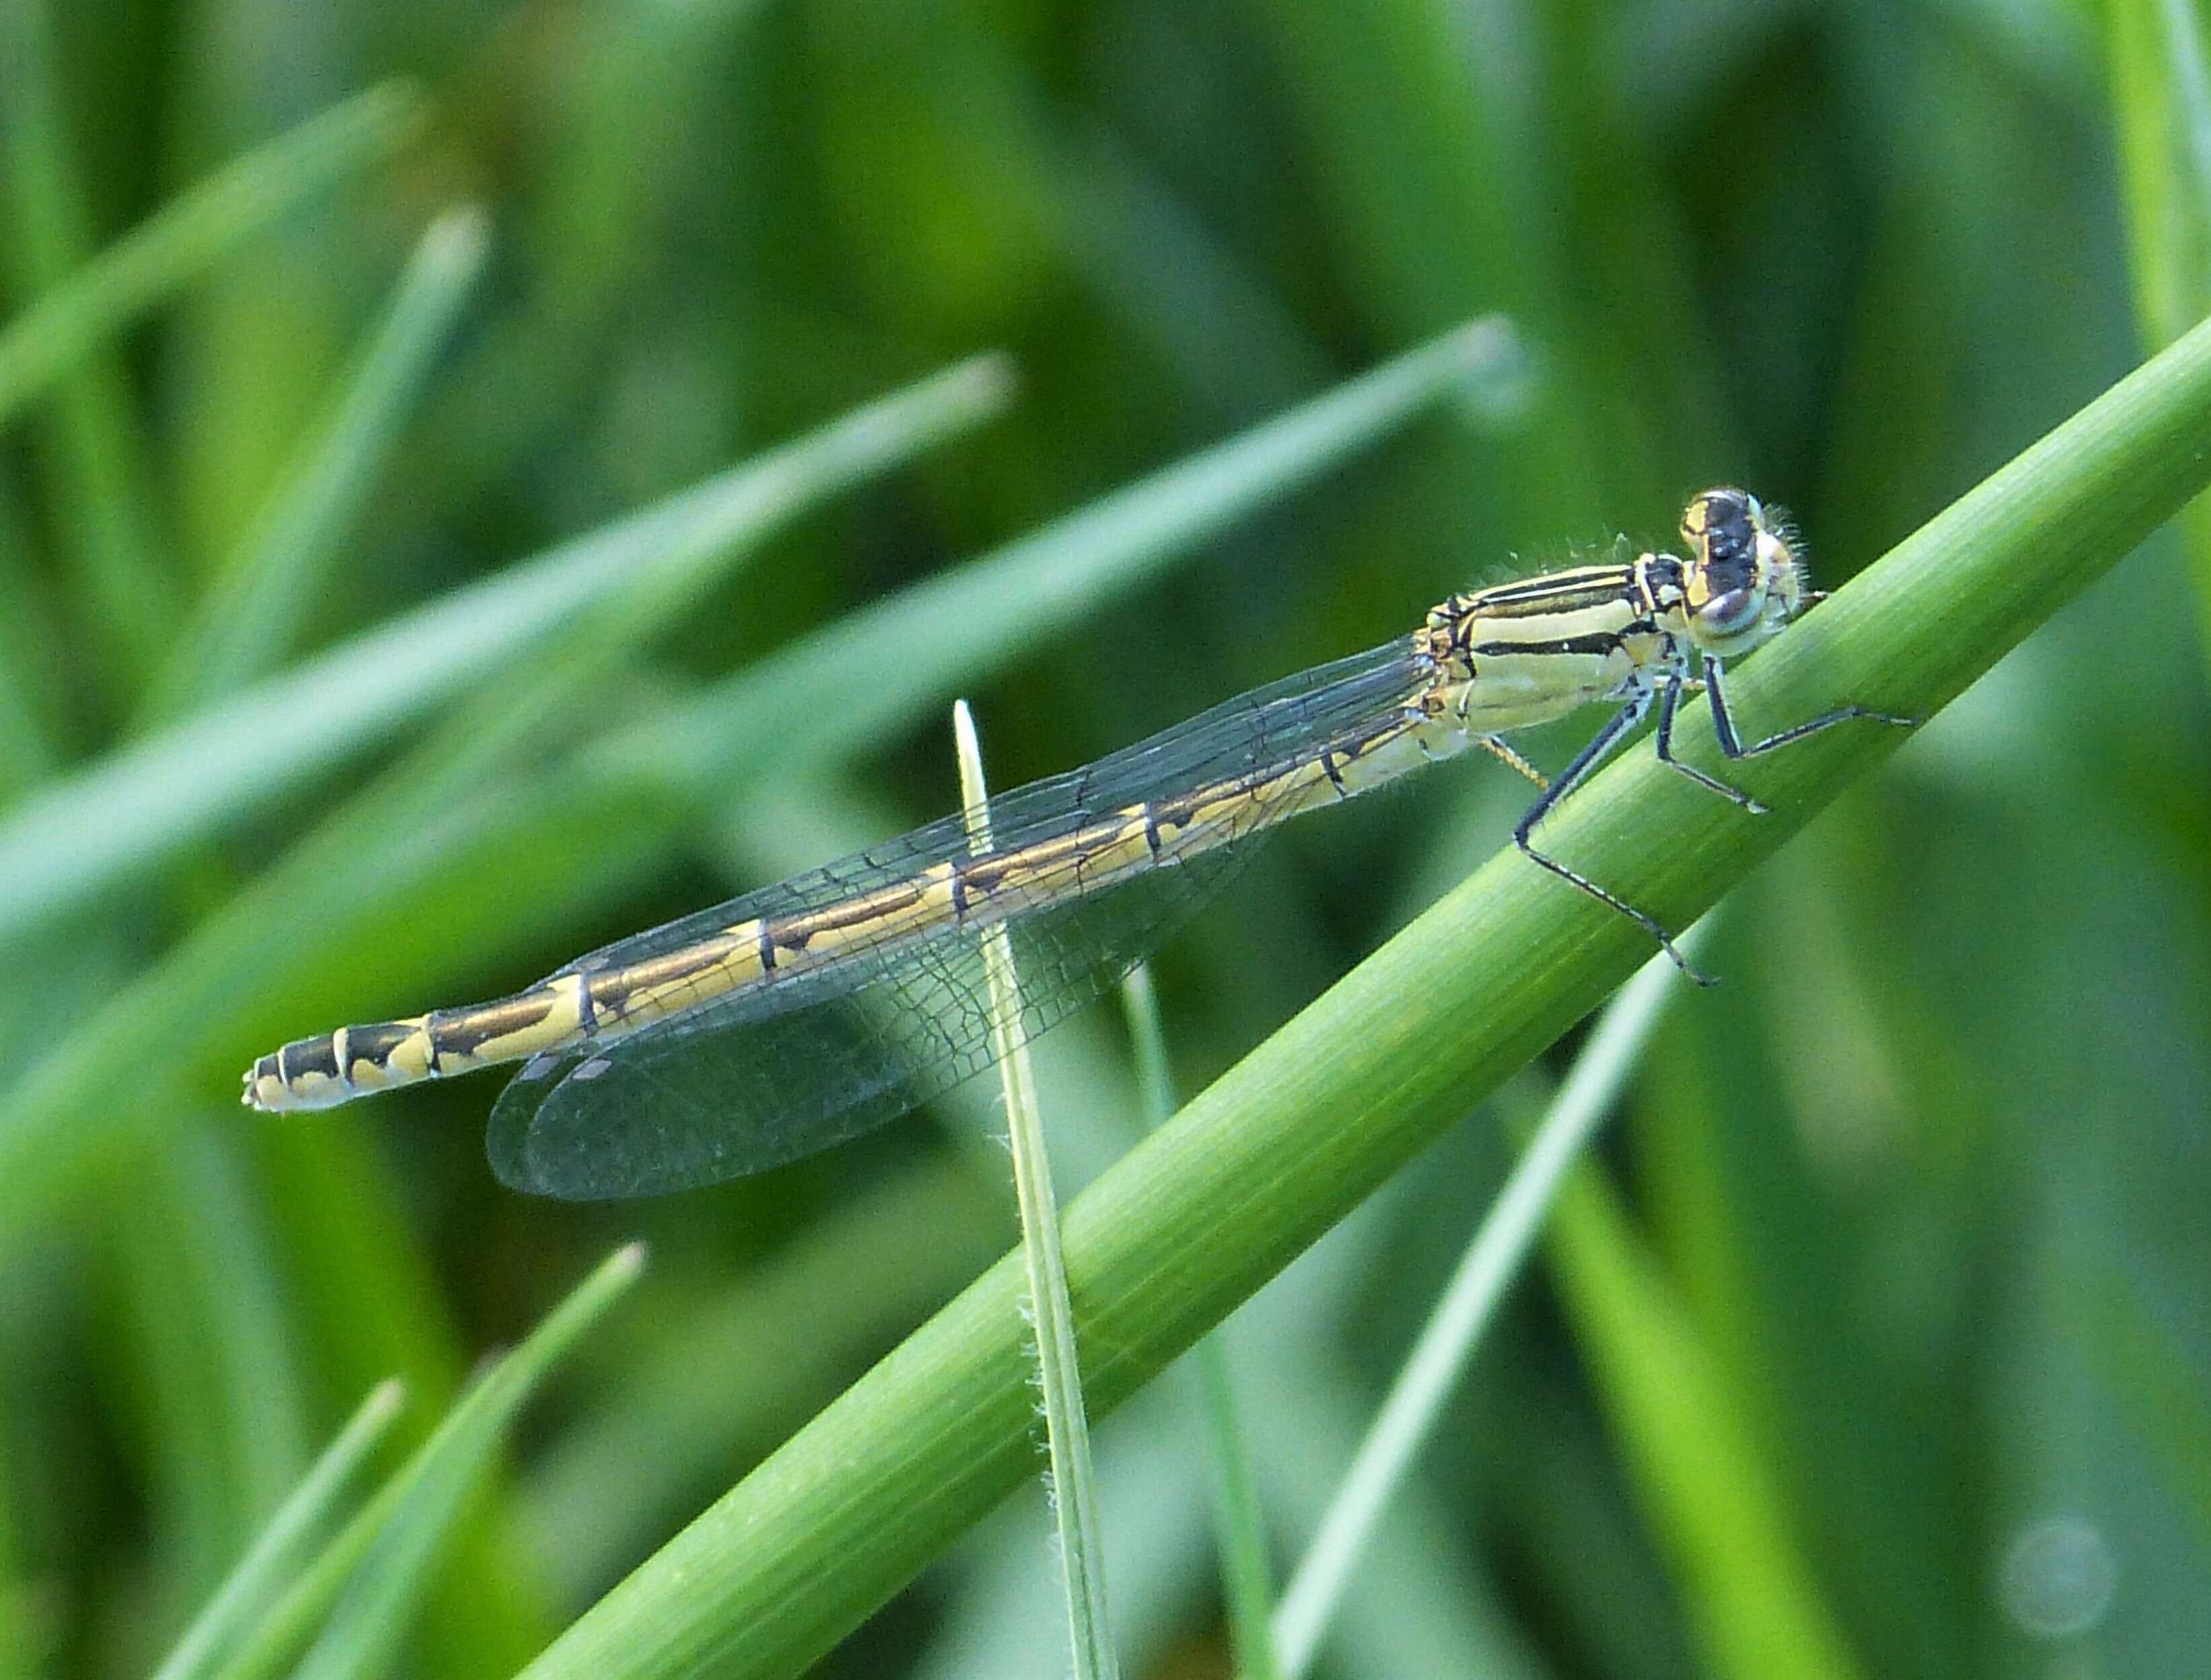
[245,487,1911,1197]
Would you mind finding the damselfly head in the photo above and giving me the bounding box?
[1678,486,1808,658]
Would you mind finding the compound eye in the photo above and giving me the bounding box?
[1684,487,1757,570]
[1696,586,1763,636]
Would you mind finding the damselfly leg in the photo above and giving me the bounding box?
[1702,657,1917,761]
[1509,685,1723,984]
[1520,649,1915,986]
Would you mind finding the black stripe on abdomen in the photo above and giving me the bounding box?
[1470,633,1629,659]
[1465,571,1635,617]
[279,1034,341,1085]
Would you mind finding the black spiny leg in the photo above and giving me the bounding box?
[1704,657,1917,759]
[1513,688,1716,985]
[1654,666,1767,813]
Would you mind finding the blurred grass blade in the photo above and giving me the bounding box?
[516,1158,1011,1597]
[0,487,62,796]
[436,0,771,477]
[953,702,1118,1680]
[2109,0,2211,652]
[590,316,1523,796]
[0,1419,40,1673]
[0,635,54,798]
[0,0,184,696]
[0,81,423,429]
[2074,1257,2211,1555]
[150,1380,406,1680]
[0,361,1013,1237]
[2110,0,2211,351]
[1120,967,1278,1680]
[0,354,1014,948]
[143,207,492,722]
[211,1247,645,1680]
[1542,1167,1860,1679]
[1271,926,1707,1680]
[506,308,2211,1680]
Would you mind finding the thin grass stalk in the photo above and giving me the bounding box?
[953,701,1119,1680]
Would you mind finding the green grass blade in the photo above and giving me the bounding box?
[0,354,1013,949]
[149,1380,406,1680]
[588,316,1521,796]
[210,1247,644,1680]
[954,702,1118,1680]
[143,206,491,721]
[2108,0,2211,655]
[0,0,182,697]
[516,1158,1012,1599]
[0,81,423,430]
[1270,925,1709,1680]
[506,308,2211,1680]
[2074,1255,2211,1556]
[1543,1164,1861,1680]
[116,1127,319,1607]
[0,1449,34,1676]
[1120,967,1279,1680]
[2109,0,2211,353]
[0,485,63,795]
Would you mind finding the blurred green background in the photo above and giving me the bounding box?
[3,0,2210,1675]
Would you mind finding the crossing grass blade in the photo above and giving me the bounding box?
[586,317,1521,797]
[2108,0,2211,655]
[0,81,423,429]
[141,207,492,722]
[1543,1154,1862,1680]
[505,306,2211,1680]
[149,1381,406,1680]
[955,701,1120,1680]
[0,355,1013,950]
[204,1247,644,1680]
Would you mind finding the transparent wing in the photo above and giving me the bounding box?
[487,637,1426,1198]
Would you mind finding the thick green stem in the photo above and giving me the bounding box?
[518,314,2211,1680]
